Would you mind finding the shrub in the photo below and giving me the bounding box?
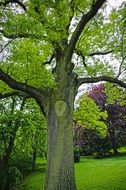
[74,146,81,163]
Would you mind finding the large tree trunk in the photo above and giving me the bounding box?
[44,71,77,190]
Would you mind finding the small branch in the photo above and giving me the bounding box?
[117,28,126,78]
[117,57,126,78]
[43,53,55,65]
[0,38,15,53]
[89,50,113,56]
[76,7,84,15]
[0,0,27,11]
[75,48,112,67]
[75,49,87,67]
[77,75,126,89]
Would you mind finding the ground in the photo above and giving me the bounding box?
[11,153,126,190]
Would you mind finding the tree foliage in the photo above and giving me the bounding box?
[74,83,126,156]
[74,94,107,136]
[0,97,47,189]
[0,1,126,189]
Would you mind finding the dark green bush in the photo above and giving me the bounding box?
[74,146,81,163]
[11,154,33,176]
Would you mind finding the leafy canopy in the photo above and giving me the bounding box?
[74,94,107,137]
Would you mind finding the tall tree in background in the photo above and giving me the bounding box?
[0,1,126,189]
[0,97,47,190]
[0,97,26,190]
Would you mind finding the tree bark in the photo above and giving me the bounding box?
[111,135,119,155]
[108,128,119,155]
[113,147,119,155]
[44,72,77,190]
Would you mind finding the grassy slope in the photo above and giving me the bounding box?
[12,156,126,190]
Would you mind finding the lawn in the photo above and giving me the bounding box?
[11,155,126,190]
[75,156,126,190]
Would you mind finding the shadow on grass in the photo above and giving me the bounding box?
[79,152,126,163]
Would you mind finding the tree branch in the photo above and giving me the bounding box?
[43,53,55,65]
[75,49,112,67]
[64,0,106,62]
[0,38,15,53]
[77,76,126,89]
[0,91,30,99]
[75,49,86,67]
[117,28,126,78]
[89,50,113,56]
[0,0,26,11]
[0,69,47,100]
[0,69,49,116]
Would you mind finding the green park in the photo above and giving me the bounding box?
[0,0,126,190]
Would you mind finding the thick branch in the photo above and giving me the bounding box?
[65,0,106,62]
[0,0,26,11]
[0,69,46,100]
[77,76,126,89]
[36,99,46,117]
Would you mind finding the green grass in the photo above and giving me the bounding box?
[11,158,46,190]
[11,155,126,190]
[75,156,126,190]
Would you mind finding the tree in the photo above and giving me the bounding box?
[74,83,126,157]
[88,83,126,155]
[0,97,47,189]
[15,99,47,171]
[73,123,112,157]
[0,1,126,189]
[0,97,26,190]
[74,93,107,136]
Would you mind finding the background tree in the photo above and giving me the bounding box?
[74,83,126,157]
[89,83,126,155]
[73,123,112,157]
[74,93,107,136]
[0,97,26,190]
[0,97,47,189]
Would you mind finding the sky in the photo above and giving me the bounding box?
[108,0,122,7]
